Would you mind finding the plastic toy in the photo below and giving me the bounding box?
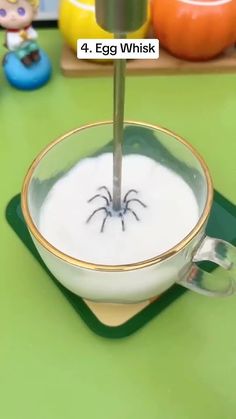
[0,0,52,89]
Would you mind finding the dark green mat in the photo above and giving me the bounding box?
[6,192,236,338]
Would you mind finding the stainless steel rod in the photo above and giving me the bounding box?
[112,33,126,212]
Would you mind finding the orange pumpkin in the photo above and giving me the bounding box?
[151,0,236,61]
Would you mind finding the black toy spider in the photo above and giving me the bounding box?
[86,186,147,232]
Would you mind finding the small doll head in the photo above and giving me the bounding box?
[0,0,39,29]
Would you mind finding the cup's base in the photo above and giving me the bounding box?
[6,192,236,338]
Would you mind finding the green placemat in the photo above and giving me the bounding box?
[5,191,236,339]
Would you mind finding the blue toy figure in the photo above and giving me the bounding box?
[0,0,52,90]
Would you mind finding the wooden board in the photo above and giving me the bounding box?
[61,43,236,77]
[84,297,158,327]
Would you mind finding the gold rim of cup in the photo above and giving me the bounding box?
[21,121,213,272]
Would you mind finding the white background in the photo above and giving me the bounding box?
[36,0,59,20]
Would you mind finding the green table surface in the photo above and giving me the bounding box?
[1,29,236,419]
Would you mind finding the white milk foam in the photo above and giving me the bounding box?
[39,153,199,265]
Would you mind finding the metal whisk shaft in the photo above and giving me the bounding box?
[113,33,126,212]
[95,0,147,212]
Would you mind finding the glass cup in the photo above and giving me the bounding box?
[21,121,236,303]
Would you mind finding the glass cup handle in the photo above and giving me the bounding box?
[178,236,236,297]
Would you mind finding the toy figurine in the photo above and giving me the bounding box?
[0,0,52,90]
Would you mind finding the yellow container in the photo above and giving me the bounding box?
[59,0,150,58]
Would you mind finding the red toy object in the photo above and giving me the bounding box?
[151,0,236,61]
